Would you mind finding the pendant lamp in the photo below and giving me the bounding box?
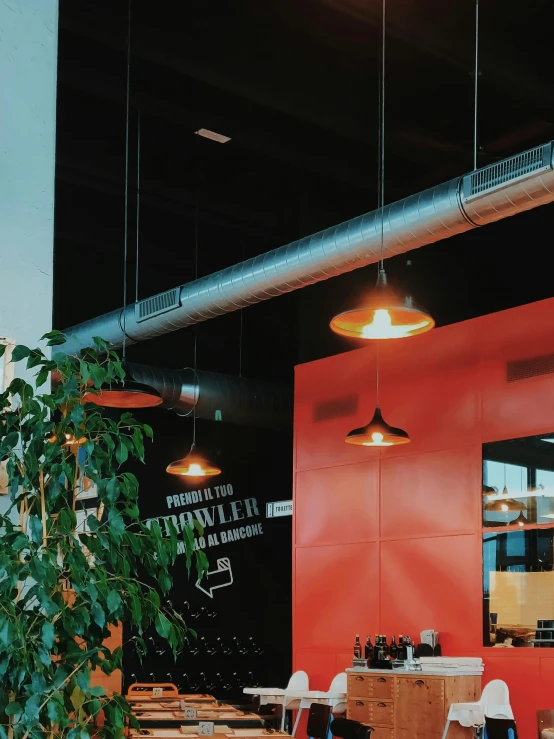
[48,432,87,450]
[329,0,434,342]
[86,22,161,411]
[484,465,526,512]
[166,144,222,479]
[83,369,163,409]
[345,405,410,447]
[511,511,528,528]
[330,268,434,340]
[166,443,221,477]
[484,497,526,513]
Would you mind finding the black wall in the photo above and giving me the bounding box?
[123,410,292,700]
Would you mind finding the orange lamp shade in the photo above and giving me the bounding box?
[166,448,221,478]
[344,406,410,447]
[84,381,163,409]
[511,512,528,527]
[48,432,87,449]
[484,498,526,513]
[330,269,434,340]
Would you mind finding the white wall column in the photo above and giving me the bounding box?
[0,0,58,356]
[0,0,59,500]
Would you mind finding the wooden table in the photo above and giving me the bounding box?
[129,729,288,739]
[132,710,265,728]
[127,694,216,704]
[131,703,227,712]
[347,669,482,739]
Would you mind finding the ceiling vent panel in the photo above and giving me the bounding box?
[506,353,554,383]
[463,143,553,201]
[135,288,181,323]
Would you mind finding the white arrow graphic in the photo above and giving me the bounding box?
[195,557,233,598]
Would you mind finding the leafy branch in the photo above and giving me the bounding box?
[0,332,207,739]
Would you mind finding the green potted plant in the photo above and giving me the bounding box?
[0,332,207,739]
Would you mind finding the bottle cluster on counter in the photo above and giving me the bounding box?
[354,633,417,666]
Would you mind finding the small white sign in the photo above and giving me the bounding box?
[199,722,214,736]
[266,500,293,518]
[152,687,163,698]
[184,707,197,719]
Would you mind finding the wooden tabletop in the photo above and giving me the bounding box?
[132,711,263,725]
[132,704,230,712]
[129,729,287,739]
[128,695,216,703]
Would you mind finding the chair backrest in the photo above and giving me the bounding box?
[328,672,347,694]
[331,717,373,739]
[484,716,518,739]
[287,670,309,691]
[537,709,554,739]
[480,679,510,707]
[307,702,332,739]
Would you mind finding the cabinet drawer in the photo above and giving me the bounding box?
[348,674,371,698]
[347,699,371,724]
[368,676,393,700]
[371,729,394,739]
[368,701,394,727]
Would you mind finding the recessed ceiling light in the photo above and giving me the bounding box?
[195,128,231,144]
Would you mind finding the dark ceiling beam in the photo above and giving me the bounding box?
[55,159,281,241]
[58,0,475,166]
[56,53,373,193]
[58,0,370,142]
[311,0,554,125]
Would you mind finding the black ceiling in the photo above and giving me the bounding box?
[54,0,554,376]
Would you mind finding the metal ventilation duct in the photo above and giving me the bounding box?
[62,142,554,353]
[126,363,291,430]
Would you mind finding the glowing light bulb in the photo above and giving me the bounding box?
[360,308,431,339]
[501,503,508,512]
[518,520,525,527]
[361,431,394,447]
[183,463,204,476]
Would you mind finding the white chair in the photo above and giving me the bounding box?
[442,679,514,739]
[243,670,309,730]
[290,672,347,737]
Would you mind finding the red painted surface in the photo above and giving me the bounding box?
[293,297,554,739]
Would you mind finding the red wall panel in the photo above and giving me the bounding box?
[380,446,482,539]
[295,542,379,650]
[380,534,482,655]
[295,462,379,547]
[293,297,554,739]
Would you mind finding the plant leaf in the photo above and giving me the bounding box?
[90,601,105,629]
[155,611,171,639]
[42,621,55,650]
[116,442,128,465]
[107,589,122,614]
[11,345,30,362]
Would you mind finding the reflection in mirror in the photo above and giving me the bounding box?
[483,433,554,527]
[482,434,554,647]
[483,529,554,647]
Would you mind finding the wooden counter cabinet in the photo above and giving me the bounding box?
[347,670,481,739]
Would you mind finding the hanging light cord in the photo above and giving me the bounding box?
[239,241,245,377]
[378,0,386,270]
[122,0,132,362]
[375,341,380,406]
[374,0,386,404]
[473,0,479,172]
[135,110,141,303]
[190,193,200,447]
